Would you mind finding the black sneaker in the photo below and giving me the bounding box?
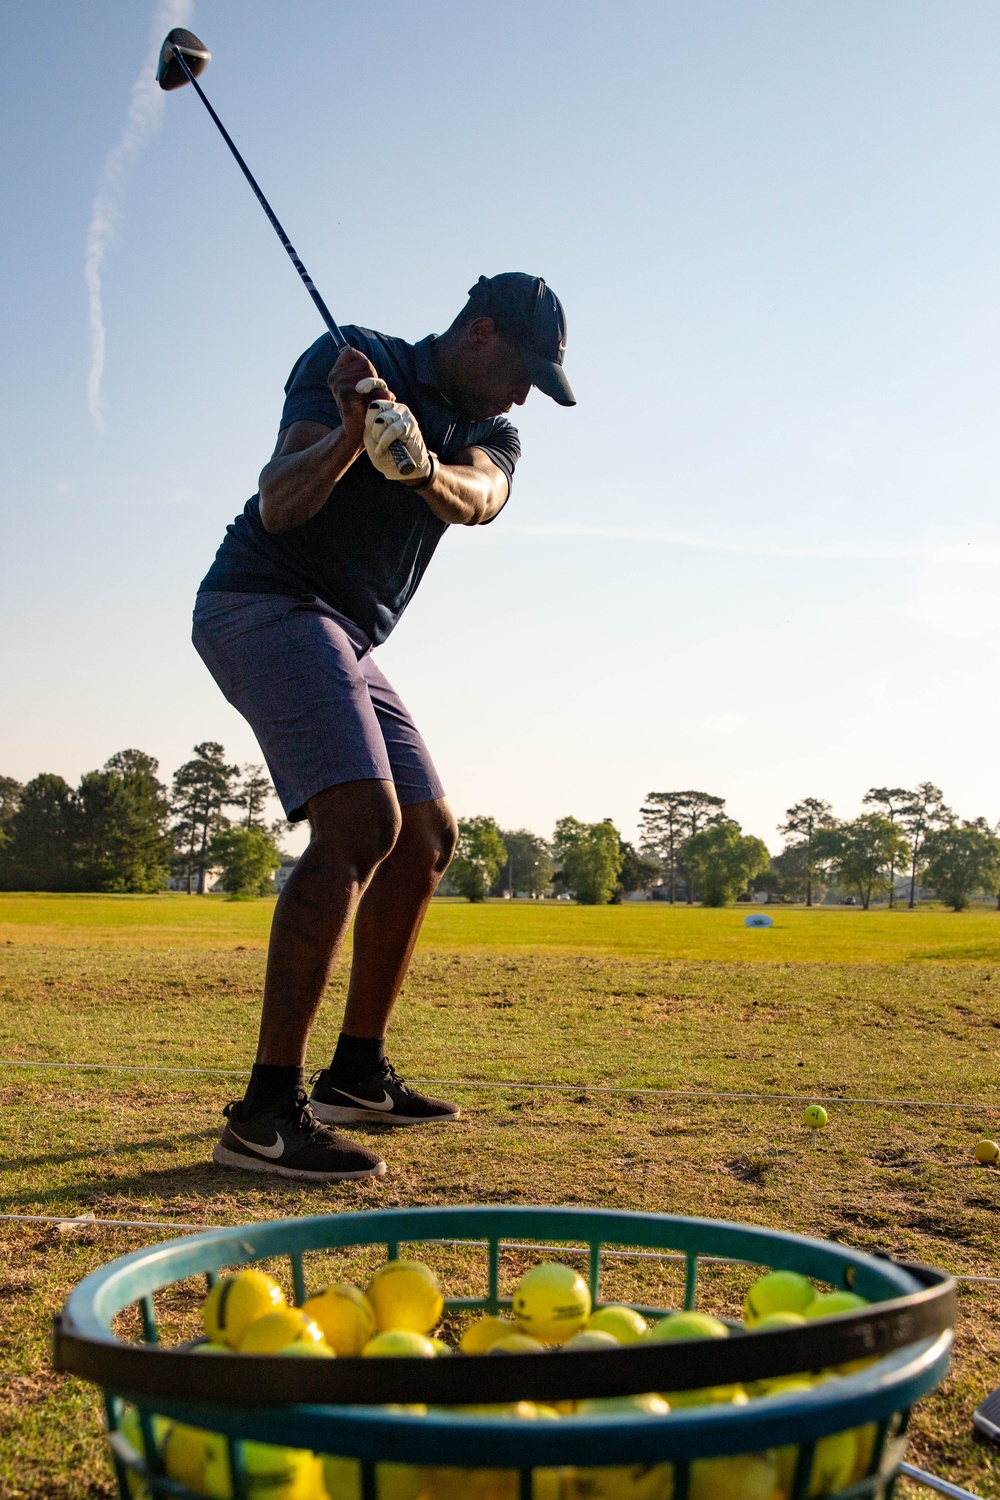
[212,1089,386,1181]
[309,1059,460,1127]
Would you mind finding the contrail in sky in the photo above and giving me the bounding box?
[85,0,193,429]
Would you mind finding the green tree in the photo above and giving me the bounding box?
[777,797,835,907]
[921,819,1000,912]
[819,814,910,910]
[764,844,811,902]
[552,817,624,905]
[899,783,951,908]
[493,829,553,898]
[0,774,78,891]
[450,816,507,902]
[209,825,284,898]
[171,742,240,894]
[638,792,689,903]
[677,792,727,903]
[234,764,274,829]
[0,777,22,852]
[862,787,912,907]
[75,750,172,893]
[683,820,770,907]
[614,841,661,902]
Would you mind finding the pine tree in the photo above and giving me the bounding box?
[170,743,240,894]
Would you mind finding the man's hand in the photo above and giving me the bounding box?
[326,350,392,450]
[363,399,432,484]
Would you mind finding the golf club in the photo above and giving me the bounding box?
[156,28,416,476]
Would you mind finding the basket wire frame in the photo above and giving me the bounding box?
[94,1217,934,1500]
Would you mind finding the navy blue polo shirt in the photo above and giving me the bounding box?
[200,328,521,646]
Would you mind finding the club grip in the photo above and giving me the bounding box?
[390,439,416,478]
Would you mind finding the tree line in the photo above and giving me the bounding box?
[2,754,996,911]
[0,745,286,898]
[448,781,1000,910]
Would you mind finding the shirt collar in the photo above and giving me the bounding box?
[414,335,451,403]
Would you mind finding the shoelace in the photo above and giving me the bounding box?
[376,1059,413,1095]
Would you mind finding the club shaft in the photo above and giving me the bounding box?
[170,50,347,350]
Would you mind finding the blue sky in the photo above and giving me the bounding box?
[2,0,999,854]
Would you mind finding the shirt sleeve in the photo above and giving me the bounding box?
[473,418,521,521]
[278,333,344,431]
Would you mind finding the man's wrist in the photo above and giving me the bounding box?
[403,451,438,494]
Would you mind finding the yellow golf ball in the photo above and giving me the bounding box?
[975,1139,1000,1164]
[586,1305,648,1344]
[803,1291,868,1320]
[459,1315,519,1354]
[202,1270,286,1348]
[803,1105,828,1130]
[203,1435,320,1500]
[362,1329,438,1358]
[561,1329,621,1351]
[302,1283,376,1354]
[237,1308,327,1354]
[645,1311,728,1342]
[366,1260,443,1336]
[489,1333,547,1354]
[512,1262,591,1344]
[743,1269,816,1326]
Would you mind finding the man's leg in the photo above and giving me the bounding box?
[309,797,461,1126]
[212,778,400,1183]
[255,779,403,1064]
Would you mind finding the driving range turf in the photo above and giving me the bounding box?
[2,895,1000,1498]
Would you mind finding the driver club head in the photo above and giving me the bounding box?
[157,28,211,91]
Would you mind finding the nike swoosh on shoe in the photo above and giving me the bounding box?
[228,1128,285,1159]
[332,1089,395,1112]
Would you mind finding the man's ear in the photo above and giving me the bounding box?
[466,315,497,346]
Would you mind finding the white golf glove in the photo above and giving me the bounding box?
[359,389,432,484]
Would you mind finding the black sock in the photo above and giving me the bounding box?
[241,1064,304,1116]
[328,1033,386,1084]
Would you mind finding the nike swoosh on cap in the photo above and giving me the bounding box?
[333,1088,395,1112]
[229,1127,285,1159]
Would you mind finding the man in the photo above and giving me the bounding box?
[192,272,574,1182]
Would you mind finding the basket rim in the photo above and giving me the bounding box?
[54,1205,956,1409]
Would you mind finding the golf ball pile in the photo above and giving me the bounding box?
[114,1261,881,1500]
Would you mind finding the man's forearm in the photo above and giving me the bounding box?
[408,457,506,526]
[258,427,362,534]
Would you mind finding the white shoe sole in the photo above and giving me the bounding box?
[309,1099,461,1127]
[212,1143,386,1181]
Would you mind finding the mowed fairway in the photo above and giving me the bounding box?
[2,897,1000,1498]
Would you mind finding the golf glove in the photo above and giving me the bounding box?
[361,396,432,484]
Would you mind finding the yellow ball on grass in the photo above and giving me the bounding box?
[975,1139,1000,1164]
[803,1105,828,1130]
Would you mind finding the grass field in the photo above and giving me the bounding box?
[2,896,1000,1498]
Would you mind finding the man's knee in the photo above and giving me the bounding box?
[306,780,402,876]
[402,798,458,877]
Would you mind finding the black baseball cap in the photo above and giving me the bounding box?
[466,273,575,406]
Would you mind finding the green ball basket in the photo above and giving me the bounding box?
[52,1205,956,1500]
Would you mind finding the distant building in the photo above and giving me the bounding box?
[275,858,298,894]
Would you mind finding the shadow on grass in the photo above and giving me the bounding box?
[0,1128,220,1175]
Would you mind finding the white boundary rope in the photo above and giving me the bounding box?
[0,1058,994,1111]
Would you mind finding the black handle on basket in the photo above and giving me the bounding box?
[52,1263,957,1408]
